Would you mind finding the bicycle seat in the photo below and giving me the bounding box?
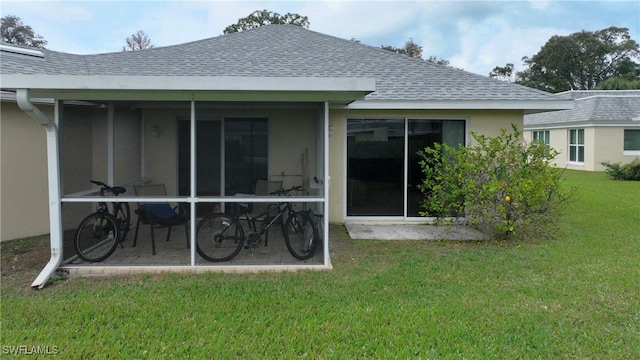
[111,186,127,195]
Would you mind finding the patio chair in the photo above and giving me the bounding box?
[132,183,189,255]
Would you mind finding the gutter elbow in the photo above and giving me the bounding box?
[16,89,53,127]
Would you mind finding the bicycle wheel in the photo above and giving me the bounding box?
[74,212,120,262]
[283,210,319,260]
[114,202,131,243]
[196,214,244,262]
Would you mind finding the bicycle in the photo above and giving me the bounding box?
[74,180,131,262]
[196,186,319,262]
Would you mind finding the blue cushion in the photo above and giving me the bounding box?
[139,203,180,221]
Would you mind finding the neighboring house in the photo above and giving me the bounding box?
[0,25,571,286]
[524,90,640,171]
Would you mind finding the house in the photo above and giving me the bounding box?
[0,25,571,287]
[523,90,640,171]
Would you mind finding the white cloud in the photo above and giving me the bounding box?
[449,16,567,75]
[1,0,637,76]
[528,0,551,11]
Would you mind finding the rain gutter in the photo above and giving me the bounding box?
[16,89,63,289]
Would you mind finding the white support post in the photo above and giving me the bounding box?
[140,111,146,178]
[107,103,114,185]
[323,101,330,266]
[190,100,197,266]
[403,117,408,219]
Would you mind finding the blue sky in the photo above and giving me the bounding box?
[1,0,638,76]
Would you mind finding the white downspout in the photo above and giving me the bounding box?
[16,89,63,289]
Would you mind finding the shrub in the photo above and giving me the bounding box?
[418,125,571,240]
[601,159,640,181]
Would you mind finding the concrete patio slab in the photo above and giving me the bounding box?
[345,223,488,241]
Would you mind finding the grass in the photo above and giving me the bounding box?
[1,170,639,358]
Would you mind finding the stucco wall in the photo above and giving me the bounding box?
[59,105,142,229]
[1,102,50,241]
[1,102,144,241]
[524,127,640,171]
[143,106,320,195]
[328,109,524,223]
[594,127,640,171]
[1,102,528,240]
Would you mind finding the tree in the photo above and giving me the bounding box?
[489,63,516,83]
[1,15,47,48]
[123,30,153,51]
[516,27,640,92]
[381,38,423,58]
[426,55,450,66]
[595,76,640,90]
[223,10,309,34]
[380,39,451,66]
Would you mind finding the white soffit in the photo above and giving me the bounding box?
[1,75,375,102]
[341,99,574,113]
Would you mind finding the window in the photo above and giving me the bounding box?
[346,118,465,217]
[177,118,268,200]
[569,129,584,163]
[532,130,550,146]
[624,129,640,155]
[347,119,405,216]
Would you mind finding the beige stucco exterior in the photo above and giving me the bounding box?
[1,102,328,242]
[523,127,640,171]
[3,100,527,241]
[328,109,524,223]
[1,102,50,240]
[141,106,321,196]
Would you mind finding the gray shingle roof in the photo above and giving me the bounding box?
[2,25,558,102]
[524,90,640,127]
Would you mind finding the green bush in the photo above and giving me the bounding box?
[418,125,571,240]
[601,158,640,181]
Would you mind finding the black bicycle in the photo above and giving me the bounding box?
[196,186,319,262]
[74,180,131,262]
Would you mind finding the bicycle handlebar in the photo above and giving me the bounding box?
[90,180,126,196]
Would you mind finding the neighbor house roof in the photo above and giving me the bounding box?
[524,90,640,128]
[1,25,570,111]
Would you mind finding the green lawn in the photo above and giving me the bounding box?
[1,170,639,358]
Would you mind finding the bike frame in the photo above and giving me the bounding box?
[240,201,293,245]
[236,187,301,245]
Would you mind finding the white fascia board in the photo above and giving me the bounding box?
[338,99,574,112]
[0,44,44,58]
[24,90,374,102]
[524,121,640,130]
[1,75,375,92]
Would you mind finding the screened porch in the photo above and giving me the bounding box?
[57,100,330,273]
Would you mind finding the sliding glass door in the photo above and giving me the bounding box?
[178,118,268,214]
[347,118,465,218]
[407,119,465,217]
[347,119,405,216]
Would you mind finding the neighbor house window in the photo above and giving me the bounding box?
[569,129,585,163]
[532,130,550,146]
[624,129,640,155]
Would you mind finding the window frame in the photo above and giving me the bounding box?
[532,130,550,146]
[568,128,585,164]
[345,117,468,220]
[623,129,640,156]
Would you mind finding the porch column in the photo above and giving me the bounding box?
[323,101,330,266]
[107,103,115,185]
[190,100,197,266]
